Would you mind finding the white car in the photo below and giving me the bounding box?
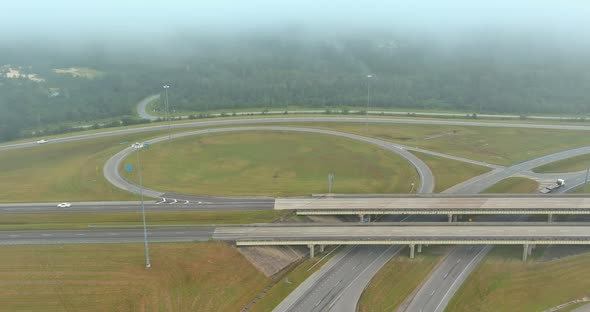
[57,202,71,208]
[36,139,48,144]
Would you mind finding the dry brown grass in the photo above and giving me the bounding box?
[0,242,269,311]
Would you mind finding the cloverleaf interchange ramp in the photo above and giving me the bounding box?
[4,112,590,312]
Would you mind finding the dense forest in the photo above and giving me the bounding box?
[1,31,590,142]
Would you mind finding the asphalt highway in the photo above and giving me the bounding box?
[137,94,160,121]
[5,116,590,153]
[0,228,214,245]
[0,200,274,214]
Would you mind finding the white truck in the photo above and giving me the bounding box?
[539,179,566,194]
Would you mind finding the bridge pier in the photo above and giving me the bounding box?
[308,244,315,258]
[417,244,422,253]
[409,244,415,259]
[548,214,553,223]
[448,214,453,223]
[319,245,325,253]
[359,214,365,223]
[522,244,535,261]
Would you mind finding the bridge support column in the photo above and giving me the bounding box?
[366,215,371,222]
[409,244,415,259]
[417,244,422,253]
[523,244,529,261]
[359,214,365,223]
[548,214,553,223]
[319,245,325,253]
[308,244,315,258]
[448,214,453,223]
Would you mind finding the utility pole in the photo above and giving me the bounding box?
[163,85,171,141]
[328,173,334,194]
[585,166,590,191]
[366,74,373,132]
[132,142,151,268]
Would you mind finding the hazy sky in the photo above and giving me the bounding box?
[3,0,590,39]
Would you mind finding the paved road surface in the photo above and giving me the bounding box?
[0,200,274,214]
[5,116,590,153]
[0,228,214,245]
[136,94,160,121]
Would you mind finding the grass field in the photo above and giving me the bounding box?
[446,246,590,312]
[0,210,284,230]
[483,177,540,193]
[358,246,447,312]
[411,151,491,192]
[122,131,419,196]
[533,153,590,173]
[285,122,590,166]
[0,128,208,203]
[249,246,338,312]
[574,185,590,193]
[0,242,269,312]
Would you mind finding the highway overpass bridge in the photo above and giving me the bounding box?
[214,225,590,261]
[275,196,590,222]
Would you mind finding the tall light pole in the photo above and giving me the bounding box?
[163,85,172,141]
[366,74,373,132]
[132,142,151,268]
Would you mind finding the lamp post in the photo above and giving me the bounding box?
[132,142,151,268]
[366,74,373,132]
[163,85,171,141]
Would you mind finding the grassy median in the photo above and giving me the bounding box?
[411,151,491,192]
[357,246,447,312]
[0,210,285,230]
[483,177,540,193]
[122,131,419,196]
[533,153,590,173]
[0,242,269,311]
[446,246,590,312]
[284,122,590,166]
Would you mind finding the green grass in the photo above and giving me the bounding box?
[574,185,590,193]
[249,246,338,312]
[122,131,419,196]
[0,210,285,230]
[0,130,198,203]
[483,177,540,193]
[0,242,269,311]
[358,246,446,312]
[411,151,492,192]
[533,153,590,173]
[285,122,590,165]
[446,245,590,312]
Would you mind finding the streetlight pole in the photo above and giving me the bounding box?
[163,85,171,141]
[132,142,151,268]
[366,74,373,132]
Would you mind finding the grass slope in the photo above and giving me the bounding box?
[0,242,269,312]
[285,122,590,165]
[0,210,284,230]
[122,131,418,196]
[358,247,446,312]
[446,246,590,312]
[411,151,491,192]
[483,177,540,193]
[533,153,590,173]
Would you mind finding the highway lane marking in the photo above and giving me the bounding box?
[169,199,178,204]
[155,198,166,204]
[41,234,53,237]
[8,234,20,237]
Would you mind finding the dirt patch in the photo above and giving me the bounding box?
[239,246,307,277]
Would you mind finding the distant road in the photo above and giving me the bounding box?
[136,94,160,121]
[5,116,590,153]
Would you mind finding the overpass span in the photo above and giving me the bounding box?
[275,196,590,222]
[214,225,590,261]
